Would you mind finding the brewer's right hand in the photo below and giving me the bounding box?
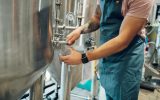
[66,27,82,45]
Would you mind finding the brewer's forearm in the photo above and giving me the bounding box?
[86,36,128,60]
[80,19,100,34]
[86,15,147,61]
[80,5,101,34]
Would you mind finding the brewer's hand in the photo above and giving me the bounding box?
[59,47,82,65]
[66,27,82,45]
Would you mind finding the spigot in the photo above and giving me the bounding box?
[85,37,96,50]
[55,0,62,6]
[58,41,68,45]
[52,40,68,48]
[52,32,68,48]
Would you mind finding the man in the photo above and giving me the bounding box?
[60,0,154,99]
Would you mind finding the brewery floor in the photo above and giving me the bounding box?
[71,87,160,100]
[21,80,160,100]
[139,89,160,100]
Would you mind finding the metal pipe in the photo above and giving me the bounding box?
[74,0,78,16]
[30,75,44,100]
[38,0,42,11]
[57,25,77,30]
[66,66,72,100]
[91,60,98,99]
[60,62,71,100]
[58,41,68,45]
[79,0,85,46]
[64,0,68,25]
[59,46,72,100]
[71,93,91,100]
[55,0,61,34]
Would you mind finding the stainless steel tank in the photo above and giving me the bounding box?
[47,0,81,85]
[47,0,97,83]
[0,0,53,99]
[47,1,98,100]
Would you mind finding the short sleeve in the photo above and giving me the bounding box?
[126,0,155,19]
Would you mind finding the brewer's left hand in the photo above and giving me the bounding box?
[59,47,82,65]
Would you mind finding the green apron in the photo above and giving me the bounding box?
[99,0,144,100]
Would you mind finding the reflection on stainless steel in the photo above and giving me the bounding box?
[47,0,98,100]
[157,25,160,65]
[0,0,53,99]
[0,0,99,99]
[48,0,84,100]
[49,0,97,82]
[146,25,160,67]
[30,75,44,100]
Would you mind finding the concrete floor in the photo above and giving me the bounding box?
[21,87,160,100]
[20,79,160,100]
[71,87,160,100]
[139,89,160,100]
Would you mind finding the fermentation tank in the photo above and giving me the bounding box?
[0,0,98,99]
[0,0,53,99]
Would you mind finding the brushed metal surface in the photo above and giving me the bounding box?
[0,0,53,99]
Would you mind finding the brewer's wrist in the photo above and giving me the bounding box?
[81,53,89,64]
[79,23,89,34]
[86,51,95,61]
[79,26,85,34]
